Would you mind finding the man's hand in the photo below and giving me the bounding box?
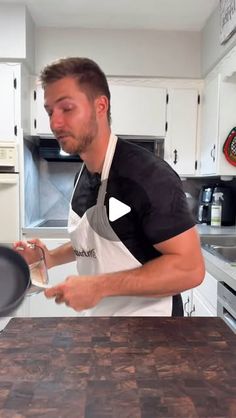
[44,275,103,311]
[13,239,54,269]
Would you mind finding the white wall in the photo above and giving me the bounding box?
[25,6,35,72]
[35,27,201,78]
[0,4,35,71]
[201,3,236,76]
[0,4,26,59]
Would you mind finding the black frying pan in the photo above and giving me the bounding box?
[0,245,30,316]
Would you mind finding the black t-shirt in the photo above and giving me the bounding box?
[72,137,195,316]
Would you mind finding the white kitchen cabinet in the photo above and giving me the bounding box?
[199,73,220,175]
[0,64,18,141]
[218,75,236,175]
[35,82,167,137]
[166,88,200,176]
[109,84,167,136]
[192,290,216,317]
[0,317,12,332]
[0,172,20,244]
[0,62,31,141]
[34,83,52,136]
[29,238,80,317]
[181,271,217,317]
[199,45,236,177]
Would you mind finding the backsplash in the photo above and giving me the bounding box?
[182,176,236,223]
[24,139,82,226]
[39,159,82,221]
[24,142,40,226]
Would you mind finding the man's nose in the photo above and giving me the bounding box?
[50,111,64,131]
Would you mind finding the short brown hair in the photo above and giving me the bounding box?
[40,57,111,123]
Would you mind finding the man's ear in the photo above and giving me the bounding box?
[95,95,109,118]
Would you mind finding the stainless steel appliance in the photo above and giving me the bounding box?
[197,184,235,225]
[119,135,164,159]
[217,281,236,334]
[37,135,164,161]
[197,185,213,224]
[0,143,20,244]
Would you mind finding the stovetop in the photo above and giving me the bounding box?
[36,219,68,228]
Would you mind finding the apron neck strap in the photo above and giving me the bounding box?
[97,134,118,205]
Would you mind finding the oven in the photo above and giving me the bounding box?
[0,143,20,244]
[217,281,236,334]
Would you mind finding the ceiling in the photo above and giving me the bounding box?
[1,0,219,31]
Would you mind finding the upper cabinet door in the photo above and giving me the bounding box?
[109,84,167,136]
[166,88,199,176]
[35,84,52,136]
[0,64,17,141]
[199,74,220,175]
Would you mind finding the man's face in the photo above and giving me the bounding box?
[44,77,98,155]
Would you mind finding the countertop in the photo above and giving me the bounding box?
[0,317,236,418]
[23,222,236,238]
[197,224,236,236]
[197,225,236,290]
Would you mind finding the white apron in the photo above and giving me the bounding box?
[68,133,172,316]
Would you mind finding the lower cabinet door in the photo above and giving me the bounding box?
[0,317,12,332]
[191,289,216,317]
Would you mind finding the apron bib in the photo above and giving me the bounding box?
[68,133,172,316]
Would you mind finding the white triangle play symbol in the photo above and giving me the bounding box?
[109,197,131,222]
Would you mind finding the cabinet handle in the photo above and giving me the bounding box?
[173,149,178,164]
[184,297,190,316]
[189,305,195,316]
[210,145,216,162]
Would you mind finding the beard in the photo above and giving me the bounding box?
[56,110,98,156]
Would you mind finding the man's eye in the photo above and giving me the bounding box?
[63,106,73,112]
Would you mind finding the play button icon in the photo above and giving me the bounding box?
[109,197,131,222]
[86,176,149,241]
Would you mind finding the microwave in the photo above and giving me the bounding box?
[36,135,164,162]
[119,135,164,159]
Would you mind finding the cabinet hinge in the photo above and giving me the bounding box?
[165,121,168,132]
[33,90,37,101]
[13,78,17,89]
[14,125,17,136]
[195,160,198,170]
[198,94,200,105]
[34,119,37,129]
[166,94,169,104]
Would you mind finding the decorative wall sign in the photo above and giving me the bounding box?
[220,0,236,44]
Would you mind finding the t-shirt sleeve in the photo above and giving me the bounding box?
[137,160,195,245]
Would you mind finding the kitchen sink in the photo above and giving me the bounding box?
[202,244,236,263]
[200,235,236,246]
[201,235,236,264]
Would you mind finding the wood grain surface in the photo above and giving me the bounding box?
[0,317,235,418]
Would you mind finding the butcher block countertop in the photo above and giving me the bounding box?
[0,317,236,418]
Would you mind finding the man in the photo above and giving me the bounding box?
[15,57,205,316]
